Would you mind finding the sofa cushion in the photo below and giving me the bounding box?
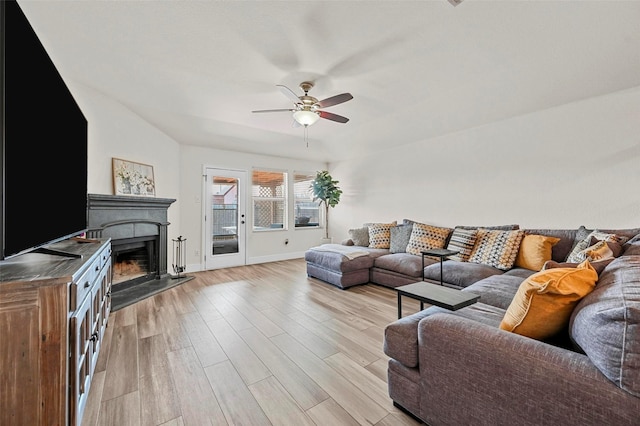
[463,275,524,310]
[569,255,640,397]
[623,233,640,256]
[405,223,452,256]
[502,267,537,280]
[368,222,397,249]
[424,261,503,289]
[500,260,598,340]
[515,234,561,271]
[469,229,525,271]
[374,253,426,278]
[384,302,505,368]
[348,227,369,247]
[390,224,413,253]
[445,228,478,262]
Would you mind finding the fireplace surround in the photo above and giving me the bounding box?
[86,193,187,308]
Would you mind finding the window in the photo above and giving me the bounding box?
[293,172,320,228]
[252,169,287,231]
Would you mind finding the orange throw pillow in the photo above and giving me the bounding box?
[500,260,598,340]
[515,234,561,271]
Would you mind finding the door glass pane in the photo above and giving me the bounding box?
[211,176,239,255]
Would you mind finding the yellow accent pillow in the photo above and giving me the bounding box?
[500,260,598,340]
[515,234,561,271]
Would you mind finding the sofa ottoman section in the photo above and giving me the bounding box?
[305,244,376,289]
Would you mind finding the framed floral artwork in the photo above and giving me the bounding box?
[112,158,156,197]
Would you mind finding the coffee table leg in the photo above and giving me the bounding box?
[398,293,402,319]
[420,301,424,310]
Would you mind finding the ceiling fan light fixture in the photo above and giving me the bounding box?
[293,110,320,126]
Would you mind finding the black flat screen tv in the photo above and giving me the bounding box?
[1,0,88,260]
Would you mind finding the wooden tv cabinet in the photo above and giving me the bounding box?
[0,238,112,426]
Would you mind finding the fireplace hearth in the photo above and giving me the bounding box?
[87,194,192,310]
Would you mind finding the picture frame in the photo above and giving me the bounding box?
[112,158,156,197]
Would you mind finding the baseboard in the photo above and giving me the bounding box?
[184,252,305,273]
[247,251,305,265]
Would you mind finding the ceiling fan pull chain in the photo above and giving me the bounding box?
[304,125,309,148]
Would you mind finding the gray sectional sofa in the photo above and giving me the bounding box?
[305,222,640,425]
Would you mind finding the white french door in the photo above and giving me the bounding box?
[204,168,247,270]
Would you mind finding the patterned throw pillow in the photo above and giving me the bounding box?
[570,238,623,263]
[469,229,526,270]
[368,222,397,249]
[565,230,629,263]
[446,228,478,262]
[405,223,452,256]
[390,225,413,253]
[348,227,369,247]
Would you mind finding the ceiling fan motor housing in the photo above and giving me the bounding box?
[252,80,352,125]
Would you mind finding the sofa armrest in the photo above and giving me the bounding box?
[417,314,639,426]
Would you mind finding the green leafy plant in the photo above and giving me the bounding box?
[310,170,342,240]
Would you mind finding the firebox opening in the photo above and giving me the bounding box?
[111,238,158,286]
[113,249,149,284]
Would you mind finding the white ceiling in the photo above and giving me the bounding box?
[18,0,640,162]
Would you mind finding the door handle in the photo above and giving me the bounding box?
[241,221,245,224]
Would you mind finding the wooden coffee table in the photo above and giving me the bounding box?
[396,281,479,318]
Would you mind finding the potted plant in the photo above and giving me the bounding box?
[310,170,342,242]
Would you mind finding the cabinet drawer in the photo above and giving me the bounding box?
[70,259,101,312]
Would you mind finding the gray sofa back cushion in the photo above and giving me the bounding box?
[623,233,640,256]
[569,255,640,397]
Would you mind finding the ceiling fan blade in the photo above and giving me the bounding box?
[319,110,349,123]
[252,108,295,113]
[276,85,301,105]
[316,93,353,108]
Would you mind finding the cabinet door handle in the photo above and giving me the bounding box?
[84,281,90,288]
[95,265,100,272]
[90,333,98,342]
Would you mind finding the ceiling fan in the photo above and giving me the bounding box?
[252,81,353,127]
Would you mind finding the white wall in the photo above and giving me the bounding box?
[69,83,182,267]
[180,145,327,272]
[330,87,640,242]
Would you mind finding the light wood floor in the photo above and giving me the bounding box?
[81,258,422,426]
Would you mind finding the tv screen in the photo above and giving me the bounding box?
[1,0,88,260]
